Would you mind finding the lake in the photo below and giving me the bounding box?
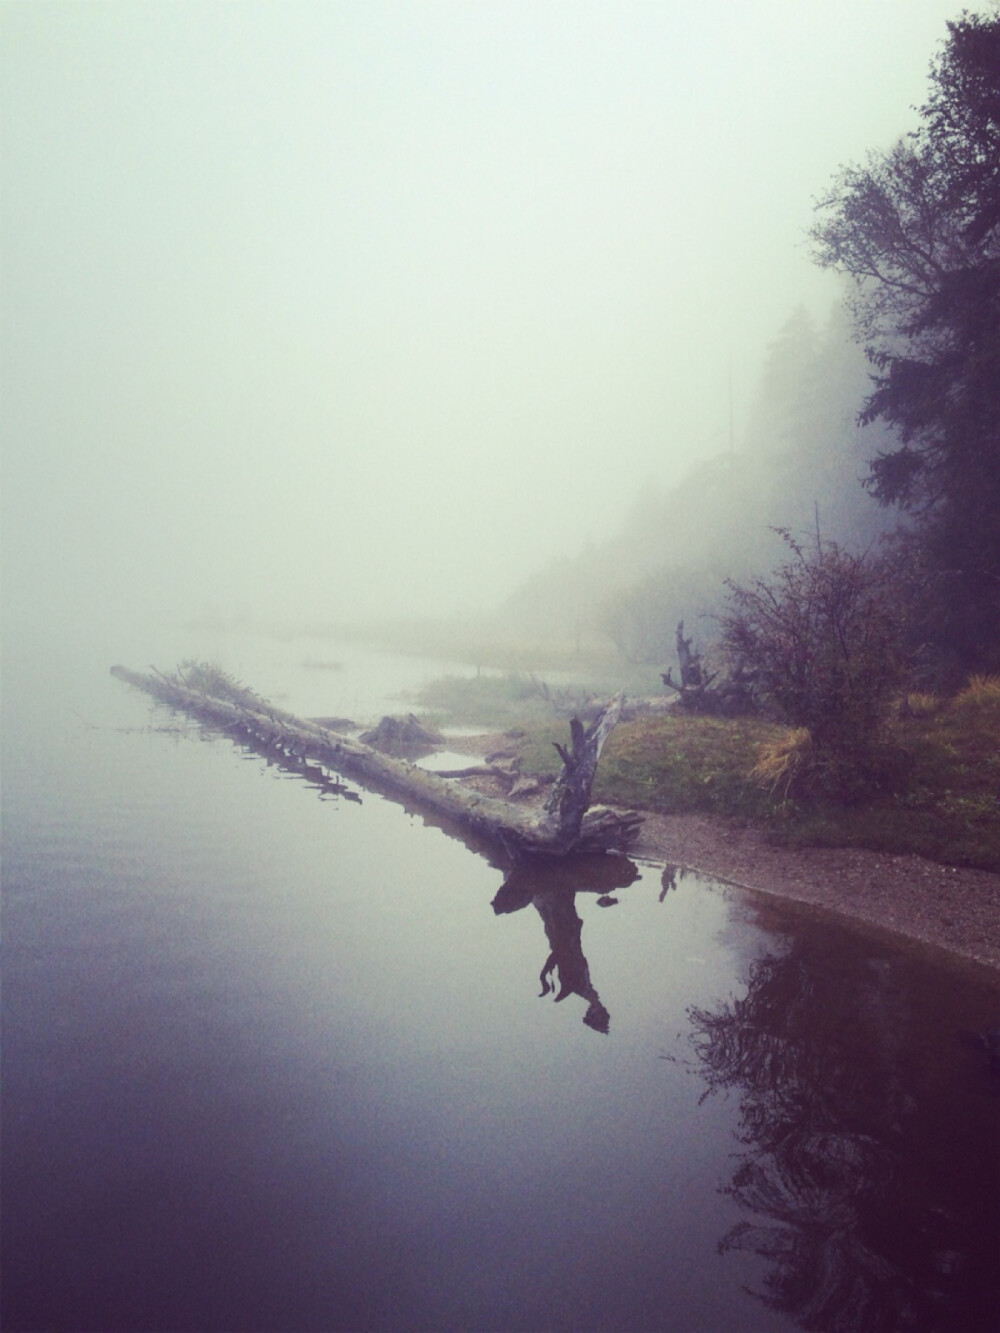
[3,632,999,1332]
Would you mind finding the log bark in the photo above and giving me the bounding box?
[110,665,642,857]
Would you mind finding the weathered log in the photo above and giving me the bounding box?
[110,665,642,856]
[426,762,548,800]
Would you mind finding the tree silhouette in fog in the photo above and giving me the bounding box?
[812,11,1000,675]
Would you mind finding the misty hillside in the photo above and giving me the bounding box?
[494,304,900,663]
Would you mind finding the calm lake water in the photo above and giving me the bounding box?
[3,634,999,1332]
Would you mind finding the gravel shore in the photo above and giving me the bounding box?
[631,810,1000,973]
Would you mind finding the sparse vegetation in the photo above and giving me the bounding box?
[416,672,569,729]
[718,533,904,795]
[748,728,814,800]
[171,660,269,711]
[901,691,942,719]
[415,664,660,728]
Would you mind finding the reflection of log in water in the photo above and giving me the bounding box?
[534,891,610,1033]
[240,735,364,804]
[493,855,639,1034]
[688,941,1000,1333]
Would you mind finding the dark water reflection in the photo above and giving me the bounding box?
[493,856,641,1034]
[3,647,999,1331]
[687,918,1000,1333]
[498,849,1000,1331]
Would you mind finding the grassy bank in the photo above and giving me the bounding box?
[417,673,1000,873]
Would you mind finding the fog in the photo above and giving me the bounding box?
[2,0,969,650]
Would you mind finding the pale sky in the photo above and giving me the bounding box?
[2,0,976,639]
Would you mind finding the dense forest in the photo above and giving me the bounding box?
[496,10,1000,690]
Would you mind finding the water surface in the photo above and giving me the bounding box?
[3,640,998,1331]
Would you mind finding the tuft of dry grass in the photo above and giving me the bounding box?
[749,728,813,799]
[900,691,942,718]
[953,673,1000,712]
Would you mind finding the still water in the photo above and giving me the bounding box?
[3,636,999,1332]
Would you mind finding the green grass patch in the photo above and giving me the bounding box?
[597,698,1000,869]
[592,715,784,820]
[611,696,1000,869]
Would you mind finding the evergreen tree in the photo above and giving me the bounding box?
[811,10,1000,672]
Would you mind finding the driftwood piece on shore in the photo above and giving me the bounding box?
[547,703,625,834]
[110,665,642,857]
[427,759,548,800]
[661,620,717,699]
[661,621,757,717]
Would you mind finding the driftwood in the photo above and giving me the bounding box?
[661,620,716,698]
[428,759,547,799]
[110,665,642,857]
[661,621,757,717]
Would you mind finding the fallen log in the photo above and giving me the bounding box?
[110,665,642,856]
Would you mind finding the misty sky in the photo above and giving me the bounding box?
[2,0,974,640]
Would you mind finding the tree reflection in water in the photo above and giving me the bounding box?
[687,932,1000,1333]
[492,855,640,1033]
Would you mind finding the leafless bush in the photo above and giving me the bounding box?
[719,534,903,790]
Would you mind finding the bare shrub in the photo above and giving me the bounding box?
[720,534,904,792]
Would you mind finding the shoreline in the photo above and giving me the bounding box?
[630,810,1000,976]
[439,731,1000,975]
